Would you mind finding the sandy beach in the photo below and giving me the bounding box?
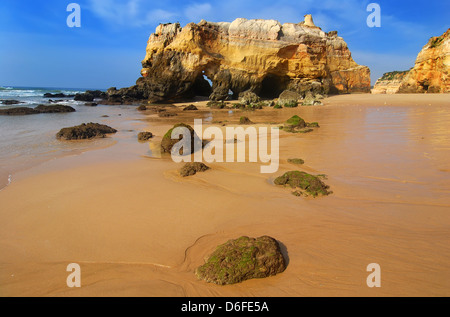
[0,94,449,297]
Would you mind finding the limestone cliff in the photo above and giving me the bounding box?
[371,70,409,94]
[109,16,371,103]
[373,28,450,95]
[398,28,450,93]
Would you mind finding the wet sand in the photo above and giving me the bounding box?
[0,94,449,296]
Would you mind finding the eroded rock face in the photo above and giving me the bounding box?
[398,29,450,93]
[113,17,370,103]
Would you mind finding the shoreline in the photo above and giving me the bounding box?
[0,94,449,297]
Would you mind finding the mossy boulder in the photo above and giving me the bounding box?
[195,236,286,285]
[138,131,153,141]
[282,115,319,134]
[161,123,202,155]
[180,162,210,177]
[56,123,117,140]
[274,171,331,197]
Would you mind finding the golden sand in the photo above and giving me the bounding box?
[0,94,449,296]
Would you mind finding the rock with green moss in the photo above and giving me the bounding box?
[274,171,331,197]
[161,123,202,155]
[195,236,286,285]
[180,162,210,177]
[282,115,319,134]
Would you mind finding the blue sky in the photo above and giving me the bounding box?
[0,0,448,89]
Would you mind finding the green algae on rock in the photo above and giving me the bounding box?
[195,236,286,285]
[282,115,319,133]
[274,171,331,197]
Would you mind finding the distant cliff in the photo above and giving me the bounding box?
[107,16,371,103]
[373,28,450,94]
[371,70,409,94]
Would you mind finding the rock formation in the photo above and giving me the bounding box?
[105,16,370,104]
[399,28,449,93]
[373,28,450,94]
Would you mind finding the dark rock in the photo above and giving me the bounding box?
[239,116,253,125]
[44,93,75,98]
[74,90,107,102]
[138,131,153,141]
[179,162,210,177]
[56,123,117,140]
[0,104,76,115]
[35,105,76,113]
[1,99,23,105]
[183,104,198,111]
[0,107,38,115]
[274,171,331,197]
[158,112,178,117]
[195,236,286,285]
[84,102,98,107]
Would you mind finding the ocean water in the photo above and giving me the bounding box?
[0,86,141,190]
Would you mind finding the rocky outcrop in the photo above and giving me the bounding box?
[0,105,76,115]
[106,16,370,104]
[373,29,450,94]
[371,70,409,94]
[195,236,286,285]
[56,123,117,140]
[398,29,450,93]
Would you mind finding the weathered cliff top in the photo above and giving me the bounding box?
[106,16,371,103]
